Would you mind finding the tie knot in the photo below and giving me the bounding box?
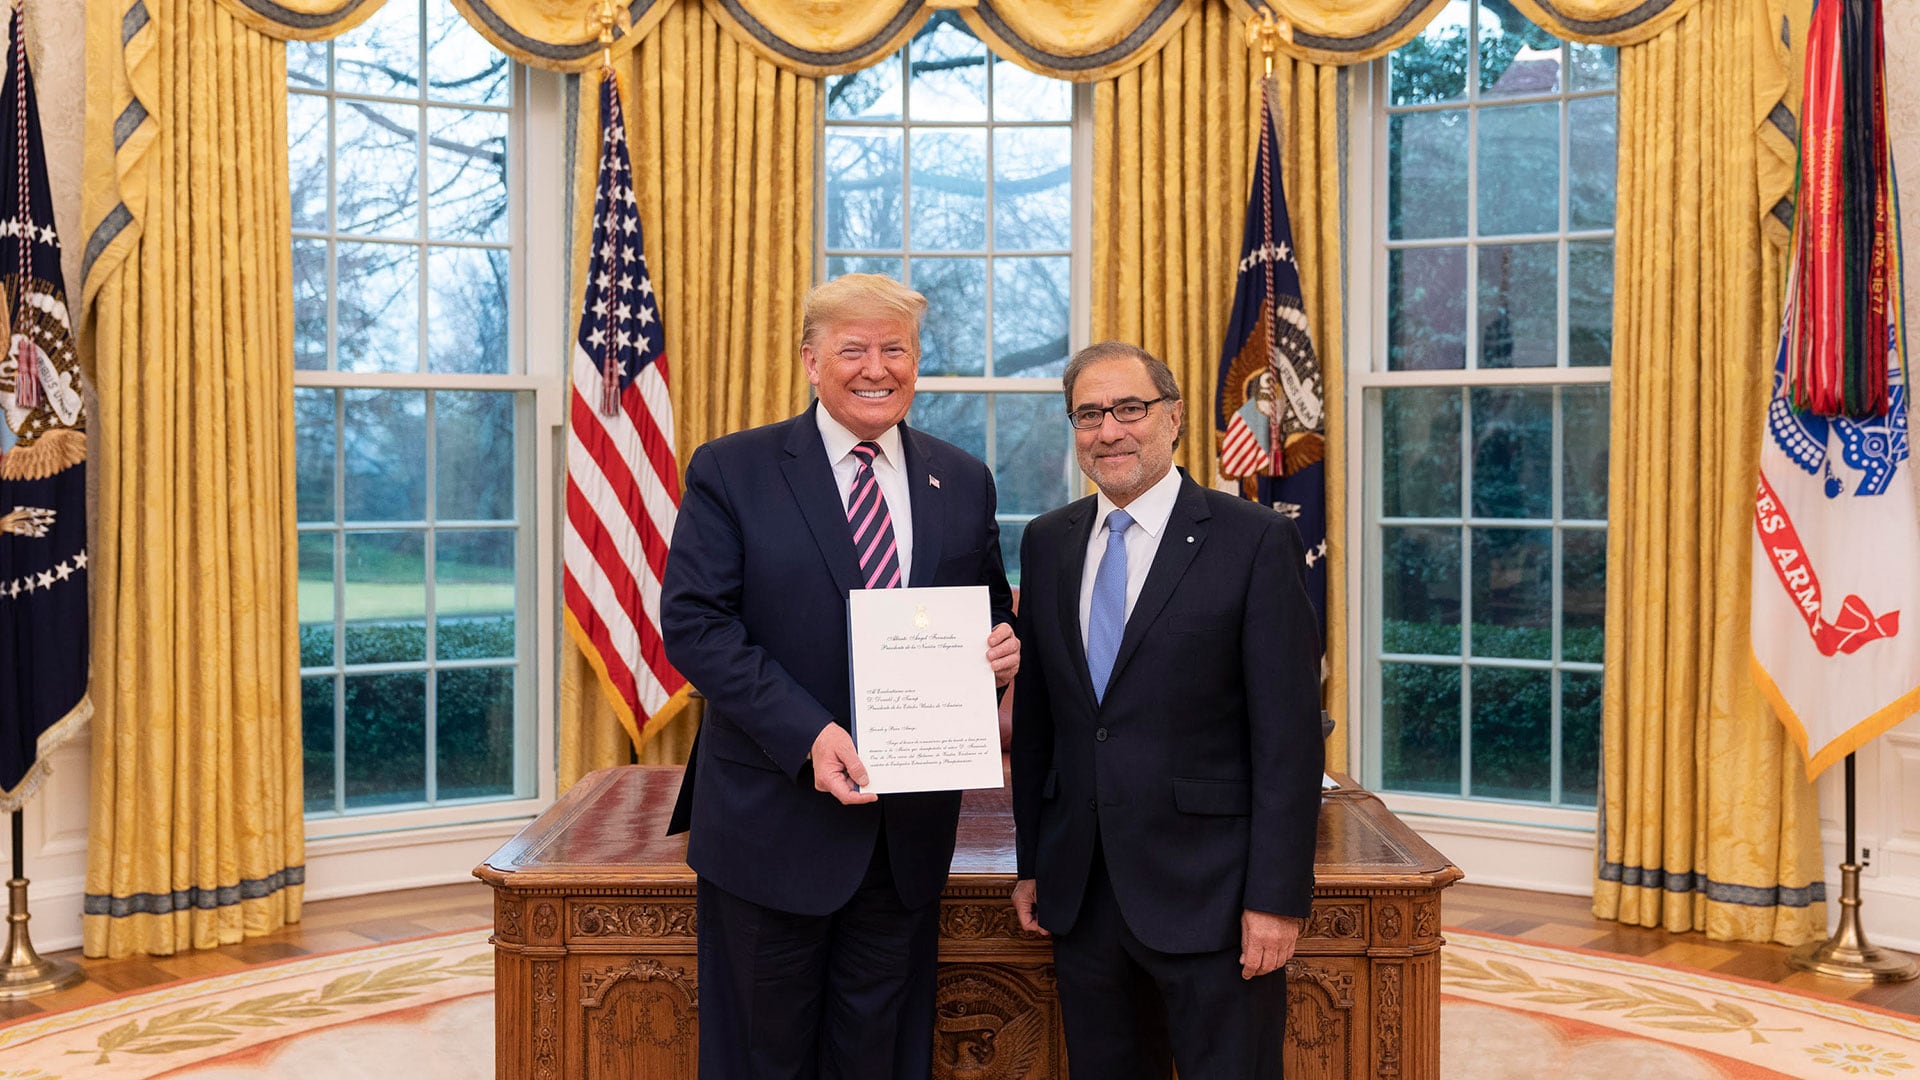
[852,441,882,464]
[1106,509,1134,537]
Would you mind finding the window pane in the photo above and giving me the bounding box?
[428,108,508,242]
[1477,242,1557,368]
[1562,671,1602,806]
[915,257,987,376]
[1562,384,1609,520]
[1470,666,1551,800]
[437,529,516,661]
[908,392,985,461]
[1470,386,1552,519]
[293,238,329,370]
[993,55,1070,121]
[1563,527,1605,663]
[344,530,427,664]
[425,4,509,106]
[1388,110,1468,239]
[1477,102,1558,236]
[910,129,987,250]
[827,255,903,281]
[302,675,336,811]
[1470,527,1552,659]
[1381,387,1462,518]
[1569,239,1613,367]
[336,241,421,373]
[1571,43,1618,92]
[909,17,987,121]
[992,257,1069,377]
[296,387,336,522]
[1381,662,1461,794]
[1478,12,1559,96]
[299,532,336,667]
[289,93,330,231]
[335,100,420,238]
[1569,96,1618,230]
[428,247,510,374]
[344,389,427,520]
[436,391,516,520]
[437,667,516,799]
[994,128,1071,250]
[343,671,426,808]
[998,520,1027,586]
[289,41,328,92]
[1388,1,1469,105]
[1388,247,1467,370]
[826,130,903,250]
[992,394,1071,516]
[1383,526,1461,655]
[333,0,420,98]
[826,55,902,120]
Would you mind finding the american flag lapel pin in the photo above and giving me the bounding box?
[929,474,941,489]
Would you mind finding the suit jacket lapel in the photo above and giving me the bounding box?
[1056,496,1099,709]
[1105,476,1212,693]
[780,402,861,596]
[902,425,944,588]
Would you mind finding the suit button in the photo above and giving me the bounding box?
[1096,728,1109,742]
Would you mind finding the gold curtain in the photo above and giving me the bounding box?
[559,2,816,787]
[1226,0,1702,64]
[1089,0,1349,769]
[78,0,305,957]
[209,0,388,40]
[1591,0,1824,945]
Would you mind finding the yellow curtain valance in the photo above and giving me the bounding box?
[1226,0,1704,65]
[209,0,390,40]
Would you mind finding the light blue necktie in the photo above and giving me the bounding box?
[1086,508,1134,703]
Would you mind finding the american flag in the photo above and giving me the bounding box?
[563,71,687,746]
[1211,77,1328,640]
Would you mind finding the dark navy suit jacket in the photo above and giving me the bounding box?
[663,402,1014,916]
[1011,472,1323,954]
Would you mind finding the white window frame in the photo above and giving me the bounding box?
[289,25,565,872]
[815,37,1094,560]
[1342,18,1615,882]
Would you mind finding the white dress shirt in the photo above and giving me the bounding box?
[1078,465,1183,649]
[818,408,913,584]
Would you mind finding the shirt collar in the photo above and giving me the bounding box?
[1094,465,1182,539]
[817,405,904,470]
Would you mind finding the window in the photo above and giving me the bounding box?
[289,0,552,819]
[1356,1,1616,813]
[821,14,1087,579]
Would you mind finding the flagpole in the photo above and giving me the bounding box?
[0,809,83,998]
[1789,754,1918,981]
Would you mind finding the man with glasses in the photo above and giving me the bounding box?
[1009,341,1323,1079]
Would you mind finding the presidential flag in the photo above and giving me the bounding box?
[2,7,90,812]
[1214,76,1328,638]
[562,70,687,748]
[1751,0,1918,779]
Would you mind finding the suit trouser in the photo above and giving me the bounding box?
[1052,836,1288,1080]
[696,823,940,1080]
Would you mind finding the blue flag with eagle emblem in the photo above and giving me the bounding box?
[1213,76,1327,644]
[1,7,90,812]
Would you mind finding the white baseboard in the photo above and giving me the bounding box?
[1393,812,1597,898]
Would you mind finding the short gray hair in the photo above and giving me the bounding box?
[1061,342,1183,449]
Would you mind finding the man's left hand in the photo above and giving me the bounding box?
[1239,910,1302,980]
[987,622,1020,687]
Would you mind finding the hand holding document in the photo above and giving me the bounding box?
[848,585,1004,794]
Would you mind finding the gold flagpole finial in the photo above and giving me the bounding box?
[1245,9,1289,78]
[592,0,620,72]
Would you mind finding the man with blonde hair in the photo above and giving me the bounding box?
[664,273,1020,1078]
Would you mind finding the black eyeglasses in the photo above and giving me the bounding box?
[1067,397,1166,430]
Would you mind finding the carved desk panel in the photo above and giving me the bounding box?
[477,766,1460,1080]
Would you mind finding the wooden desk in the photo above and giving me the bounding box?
[476,766,1460,1079]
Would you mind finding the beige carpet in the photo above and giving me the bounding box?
[3,928,1917,1077]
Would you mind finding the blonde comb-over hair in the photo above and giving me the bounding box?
[802,274,928,348]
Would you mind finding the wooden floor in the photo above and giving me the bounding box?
[6,881,1920,1022]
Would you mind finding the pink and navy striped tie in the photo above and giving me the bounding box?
[847,441,902,589]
